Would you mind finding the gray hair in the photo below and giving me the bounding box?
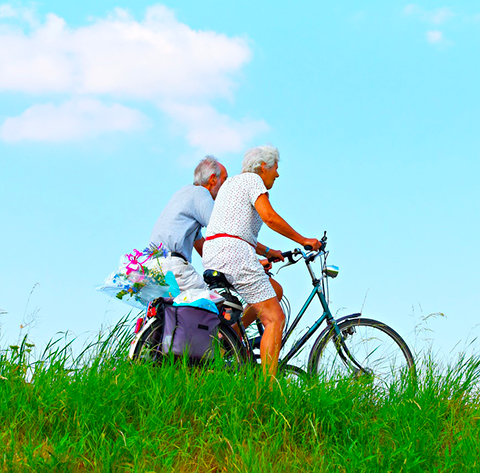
[193,155,222,185]
[242,145,280,173]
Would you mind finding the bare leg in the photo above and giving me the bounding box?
[241,277,283,331]
[228,278,285,374]
[247,296,285,378]
[270,277,283,301]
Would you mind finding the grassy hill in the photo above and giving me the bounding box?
[1,321,480,472]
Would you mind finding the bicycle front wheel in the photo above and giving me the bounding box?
[308,318,415,387]
[279,364,308,386]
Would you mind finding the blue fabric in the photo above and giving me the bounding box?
[150,185,214,262]
[173,298,219,314]
[164,271,181,298]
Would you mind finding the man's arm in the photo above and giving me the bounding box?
[194,237,205,257]
[195,191,214,228]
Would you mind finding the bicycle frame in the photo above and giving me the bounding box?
[270,248,363,372]
[279,280,334,368]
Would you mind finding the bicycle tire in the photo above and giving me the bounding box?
[130,320,247,368]
[212,324,248,369]
[279,364,307,385]
[130,319,164,364]
[308,318,415,387]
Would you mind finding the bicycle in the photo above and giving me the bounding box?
[130,232,416,387]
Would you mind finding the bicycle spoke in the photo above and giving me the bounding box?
[310,318,415,388]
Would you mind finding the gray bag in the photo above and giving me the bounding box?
[159,298,221,359]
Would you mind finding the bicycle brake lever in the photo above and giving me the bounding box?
[276,260,297,274]
[275,250,300,274]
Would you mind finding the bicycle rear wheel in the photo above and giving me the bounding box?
[130,319,164,364]
[130,320,247,368]
[211,325,247,369]
[308,318,415,387]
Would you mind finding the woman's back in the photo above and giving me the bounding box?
[205,172,268,247]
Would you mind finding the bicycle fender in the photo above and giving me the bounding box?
[335,313,362,325]
[128,317,159,360]
[307,313,361,371]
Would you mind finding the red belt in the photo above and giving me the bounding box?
[205,233,256,249]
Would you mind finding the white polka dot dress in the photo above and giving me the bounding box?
[203,173,276,304]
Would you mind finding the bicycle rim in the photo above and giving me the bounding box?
[279,364,307,386]
[131,320,164,365]
[211,325,247,369]
[309,318,415,388]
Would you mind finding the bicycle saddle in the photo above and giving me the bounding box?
[203,269,233,289]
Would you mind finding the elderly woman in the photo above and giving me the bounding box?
[202,145,321,377]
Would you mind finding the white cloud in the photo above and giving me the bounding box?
[404,5,455,46]
[426,30,444,44]
[0,4,15,17]
[0,5,267,151]
[0,97,149,142]
[429,7,455,24]
[0,3,37,25]
[404,4,420,16]
[404,4,454,24]
[0,5,251,98]
[163,102,270,154]
[347,11,367,23]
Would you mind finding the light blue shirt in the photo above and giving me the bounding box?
[150,185,214,262]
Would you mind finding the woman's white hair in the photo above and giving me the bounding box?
[193,155,222,185]
[242,145,280,173]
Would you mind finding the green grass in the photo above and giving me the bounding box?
[1,320,480,472]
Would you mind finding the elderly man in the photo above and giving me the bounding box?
[150,156,228,291]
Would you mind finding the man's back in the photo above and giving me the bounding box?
[150,184,214,262]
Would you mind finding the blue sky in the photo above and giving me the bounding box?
[1,1,479,363]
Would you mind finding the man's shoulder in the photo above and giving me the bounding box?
[171,185,213,214]
[171,184,210,201]
[176,184,210,196]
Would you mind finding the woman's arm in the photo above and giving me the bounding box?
[255,241,284,261]
[254,193,320,249]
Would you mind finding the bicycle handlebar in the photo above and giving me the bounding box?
[267,231,328,264]
[267,247,322,264]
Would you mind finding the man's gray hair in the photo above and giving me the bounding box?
[193,155,222,185]
[242,145,280,173]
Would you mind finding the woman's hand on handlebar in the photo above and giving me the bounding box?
[266,248,284,263]
[259,258,273,272]
[303,238,322,251]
